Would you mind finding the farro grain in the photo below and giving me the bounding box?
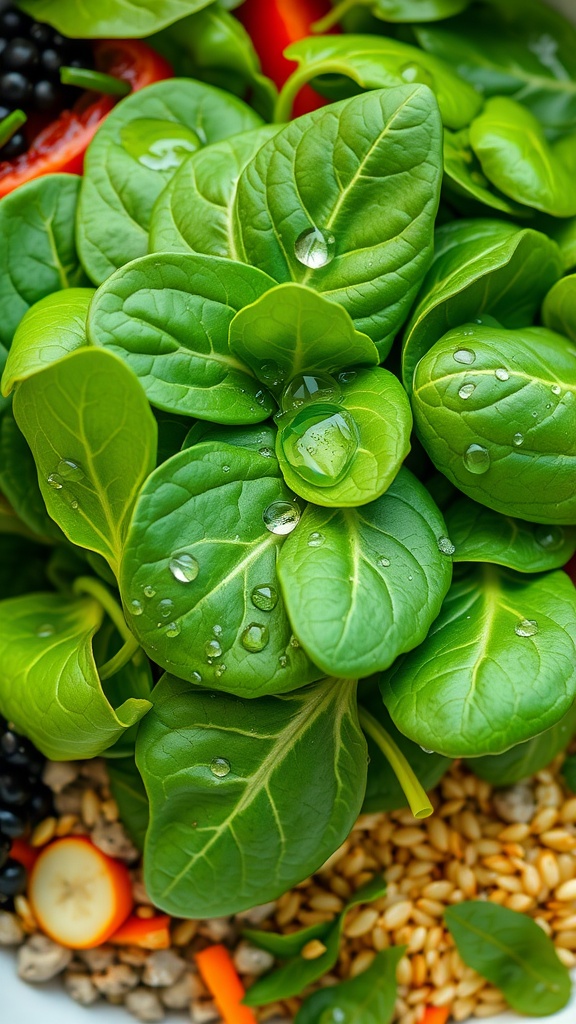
[453,997,477,1022]
[54,814,78,837]
[30,817,57,847]
[554,879,576,901]
[473,1003,507,1017]
[308,893,344,914]
[541,830,576,852]
[348,950,375,977]
[531,808,559,834]
[344,909,379,938]
[80,789,101,828]
[406,926,427,954]
[301,940,327,960]
[430,982,457,1006]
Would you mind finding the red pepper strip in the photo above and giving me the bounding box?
[565,553,576,584]
[236,0,337,117]
[422,1008,451,1024]
[0,39,172,197]
[110,913,172,950]
[9,838,39,872]
[196,944,258,1024]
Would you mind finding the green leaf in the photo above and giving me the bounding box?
[107,757,149,851]
[402,220,563,390]
[548,217,576,273]
[137,674,367,917]
[543,274,576,343]
[444,901,571,1016]
[562,754,576,793]
[229,284,379,387]
[316,0,471,31]
[381,565,576,757]
[232,86,443,358]
[77,79,262,284]
[150,125,280,258]
[445,498,576,572]
[469,99,576,217]
[0,411,63,542]
[0,592,151,760]
[2,288,93,395]
[277,468,452,678]
[468,700,576,787]
[120,441,321,697]
[276,368,412,508]
[280,35,481,128]
[17,0,213,37]
[412,322,576,524]
[294,945,403,1024]
[244,876,386,1005]
[0,173,88,348]
[443,128,529,217]
[183,421,277,455]
[88,252,276,423]
[13,348,157,576]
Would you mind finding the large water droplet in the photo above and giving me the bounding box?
[165,621,181,638]
[205,639,222,659]
[535,525,564,551]
[57,459,84,481]
[463,443,490,475]
[213,624,223,637]
[251,585,278,612]
[157,598,174,619]
[308,531,325,548]
[263,501,301,535]
[210,757,231,778]
[241,623,269,652]
[294,226,335,269]
[438,536,456,555]
[169,554,199,583]
[495,368,509,381]
[121,117,201,170]
[515,619,539,637]
[47,473,63,489]
[281,372,341,414]
[130,600,143,617]
[459,383,476,400]
[36,623,55,638]
[453,348,476,365]
[513,433,524,446]
[280,403,359,487]
[143,586,156,599]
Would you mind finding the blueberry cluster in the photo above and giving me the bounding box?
[0,3,93,159]
[0,716,52,905]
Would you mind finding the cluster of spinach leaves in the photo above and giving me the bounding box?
[0,0,575,956]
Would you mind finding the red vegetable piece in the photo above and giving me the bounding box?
[422,1008,451,1024]
[196,944,258,1024]
[110,913,172,949]
[9,838,38,872]
[565,553,576,584]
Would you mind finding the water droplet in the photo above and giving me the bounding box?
[535,525,564,551]
[263,500,301,536]
[169,554,199,583]
[157,598,174,619]
[281,372,341,414]
[377,556,390,568]
[278,655,288,668]
[495,368,509,381]
[453,348,476,365]
[215,663,227,678]
[420,746,435,754]
[294,226,335,269]
[532,411,538,418]
[47,473,63,489]
[259,446,275,459]
[210,757,231,778]
[121,117,201,170]
[70,499,79,511]
[438,536,456,555]
[205,639,222,659]
[165,621,181,638]
[57,459,84,481]
[459,383,476,400]
[280,404,359,487]
[463,443,490,474]
[222,465,230,474]
[307,531,325,548]
[551,383,562,396]
[399,61,434,88]
[191,671,202,684]
[408,574,414,581]
[289,635,300,649]
[259,360,286,389]
[213,624,223,636]
[513,433,524,446]
[251,585,278,612]
[515,618,539,638]
[130,600,143,617]
[337,370,357,385]
[36,623,54,638]
[241,623,269,652]
[255,390,268,407]
[143,586,156,599]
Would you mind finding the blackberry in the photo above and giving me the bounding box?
[0,858,27,901]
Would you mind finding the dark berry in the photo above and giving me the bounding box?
[0,731,44,775]
[0,128,25,158]
[0,9,29,38]
[29,22,53,48]
[0,834,10,870]
[0,770,31,806]
[33,79,62,112]
[0,103,13,120]
[0,70,31,103]
[0,807,26,838]
[1,36,38,71]
[0,858,27,898]
[39,47,63,76]
[0,39,7,60]
[28,784,52,823]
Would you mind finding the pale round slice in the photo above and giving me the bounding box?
[29,837,133,949]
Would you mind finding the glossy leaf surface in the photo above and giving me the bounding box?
[294,946,403,1024]
[18,0,213,36]
[543,274,576,343]
[468,701,576,787]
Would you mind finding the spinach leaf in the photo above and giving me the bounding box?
[469,99,576,217]
[445,498,576,572]
[17,0,213,37]
[77,79,262,283]
[0,412,63,542]
[444,901,571,1016]
[0,592,151,760]
[183,421,277,455]
[543,274,576,343]
[276,368,412,508]
[137,674,367,917]
[402,220,563,390]
[468,700,576,787]
[229,284,379,387]
[412,322,576,523]
[2,288,93,395]
[280,35,481,128]
[244,876,386,1005]
[294,946,403,1024]
[562,754,576,794]
[549,217,576,272]
[318,0,471,30]
[381,565,576,757]
[0,173,88,348]
[277,468,452,678]
[443,128,530,217]
[107,757,149,851]
[13,348,157,576]
[120,441,321,696]
[88,252,276,423]
[232,86,443,358]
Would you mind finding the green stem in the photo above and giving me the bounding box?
[312,0,361,33]
[274,61,336,122]
[60,67,131,97]
[73,576,133,645]
[0,109,26,149]
[358,706,433,819]
[99,634,141,681]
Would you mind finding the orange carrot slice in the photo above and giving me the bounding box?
[110,913,171,949]
[422,1008,451,1024]
[196,944,259,1024]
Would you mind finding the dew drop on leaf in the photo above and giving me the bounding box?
[254,390,268,407]
[205,639,222,659]
[438,536,456,555]
[420,746,435,754]
[551,383,562,396]
[535,525,564,551]
[169,554,199,583]
[259,360,286,389]
[222,465,230,474]
[307,531,325,548]
[157,598,174,619]
[294,226,335,269]
[495,368,509,381]
[337,370,357,385]
[209,757,231,778]
[281,372,341,413]
[191,671,202,684]
[513,433,524,446]
[57,459,84,481]
[278,655,288,668]
[515,619,539,637]
[377,556,390,568]
[143,586,156,599]
[241,623,269,653]
[165,621,181,638]
[459,383,476,400]
[251,585,278,612]
[263,500,301,535]
[213,624,223,636]
[463,443,490,474]
[280,404,359,487]
[47,473,63,489]
[130,600,143,617]
[399,61,435,88]
[215,664,227,678]
[289,635,300,649]
[36,623,55,638]
[453,348,476,365]
[258,446,275,459]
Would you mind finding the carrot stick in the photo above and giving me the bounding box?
[422,1008,451,1024]
[196,944,259,1024]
